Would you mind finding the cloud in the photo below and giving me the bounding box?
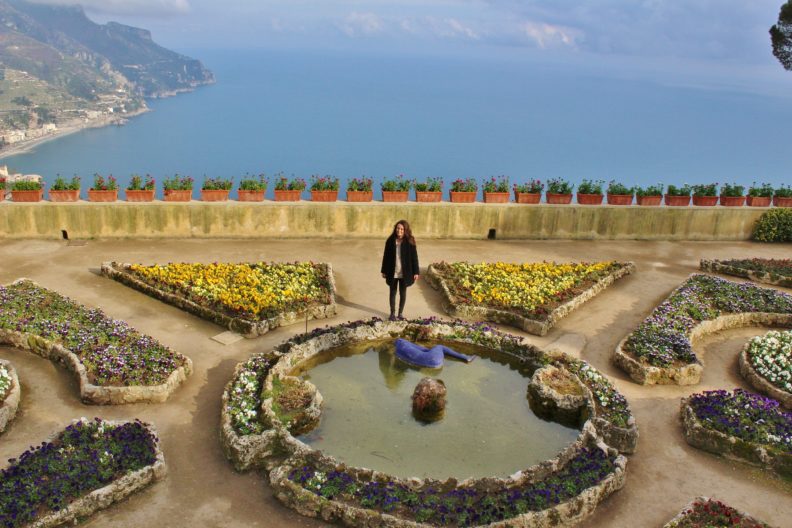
[444,18,480,40]
[339,11,384,37]
[520,21,579,49]
[28,0,191,17]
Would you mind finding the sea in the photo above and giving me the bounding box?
[2,48,791,199]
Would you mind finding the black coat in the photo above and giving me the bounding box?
[381,235,419,287]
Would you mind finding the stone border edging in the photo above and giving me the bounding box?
[0,279,192,404]
[680,397,791,479]
[0,358,20,433]
[101,261,338,338]
[662,497,773,528]
[424,262,635,336]
[700,259,792,288]
[738,344,792,410]
[21,419,167,528]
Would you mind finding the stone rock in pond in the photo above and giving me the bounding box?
[412,377,447,422]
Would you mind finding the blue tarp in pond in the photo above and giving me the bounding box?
[394,338,475,368]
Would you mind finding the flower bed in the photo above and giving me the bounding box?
[0,418,166,528]
[0,280,191,404]
[663,497,772,528]
[680,389,791,478]
[700,258,792,288]
[102,261,337,338]
[425,261,634,336]
[615,274,792,385]
[739,330,792,408]
[221,318,633,527]
[0,359,20,434]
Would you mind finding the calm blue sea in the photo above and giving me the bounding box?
[2,49,791,199]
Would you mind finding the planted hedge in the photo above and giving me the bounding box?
[753,208,792,242]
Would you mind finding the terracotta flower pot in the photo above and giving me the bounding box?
[692,195,718,206]
[773,196,792,207]
[636,195,662,206]
[449,191,476,203]
[664,194,691,206]
[49,189,80,202]
[577,193,603,205]
[88,190,118,202]
[745,196,771,207]
[719,195,745,207]
[515,192,541,204]
[201,189,230,202]
[607,193,633,205]
[415,191,442,202]
[483,192,509,203]
[126,189,155,202]
[346,190,373,202]
[163,189,192,202]
[311,190,338,202]
[382,191,409,202]
[546,193,573,204]
[237,190,265,202]
[11,189,43,202]
[274,189,302,201]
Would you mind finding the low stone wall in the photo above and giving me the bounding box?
[738,345,792,410]
[0,328,192,404]
[0,202,768,240]
[614,313,792,386]
[700,259,792,288]
[102,261,337,338]
[26,420,167,528]
[662,497,771,528]
[0,359,20,433]
[680,398,791,479]
[425,263,635,336]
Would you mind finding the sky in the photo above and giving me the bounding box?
[28,1,792,94]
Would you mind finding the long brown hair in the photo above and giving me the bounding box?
[392,219,416,245]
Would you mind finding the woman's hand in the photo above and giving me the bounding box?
[381,273,386,278]
[413,274,420,281]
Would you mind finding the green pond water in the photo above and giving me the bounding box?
[295,339,580,480]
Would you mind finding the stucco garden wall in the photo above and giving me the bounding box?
[0,202,767,240]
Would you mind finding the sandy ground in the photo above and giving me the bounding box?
[0,237,790,528]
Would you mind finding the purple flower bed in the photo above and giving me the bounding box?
[0,418,158,528]
[288,446,617,526]
[0,281,187,385]
[688,389,791,452]
[625,275,792,367]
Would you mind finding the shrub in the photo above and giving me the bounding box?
[578,179,604,194]
[274,173,306,191]
[691,183,717,197]
[607,181,634,195]
[482,175,509,193]
[720,182,745,197]
[381,174,411,192]
[666,184,691,196]
[309,175,339,191]
[11,180,42,191]
[775,184,792,198]
[238,174,267,191]
[546,178,573,194]
[513,180,543,194]
[52,175,80,191]
[748,182,774,197]
[347,176,373,192]
[450,178,478,192]
[413,177,443,192]
[753,209,792,243]
[162,174,193,191]
[202,176,233,191]
[90,174,118,191]
[127,174,155,191]
[635,183,663,197]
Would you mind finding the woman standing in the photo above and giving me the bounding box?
[381,220,420,321]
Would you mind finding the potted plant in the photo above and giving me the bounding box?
[10,180,43,202]
[413,177,443,202]
[665,184,691,206]
[635,183,663,206]
[346,176,373,202]
[237,174,267,202]
[606,180,634,205]
[87,173,118,202]
[718,182,745,207]
[273,173,306,201]
[577,179,604,205]
[513,180,543,204]
[126,174,155,202]
[449,177,478,203]
[746,182,773,207]
[482,175,510,203]
[201,176,233,201]
[49,174,80,202]
[163,174,194,202]
[774,184,792,207]
[691,183,718,206]
[381,174,411,202]
[546,178,573,204]
[310,175,340,202]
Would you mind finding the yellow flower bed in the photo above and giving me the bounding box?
[129,262,331,319]
[435,261,620,317]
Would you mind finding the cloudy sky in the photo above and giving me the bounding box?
[30,1,789,73]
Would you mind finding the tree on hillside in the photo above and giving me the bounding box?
[770,1,792,70]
